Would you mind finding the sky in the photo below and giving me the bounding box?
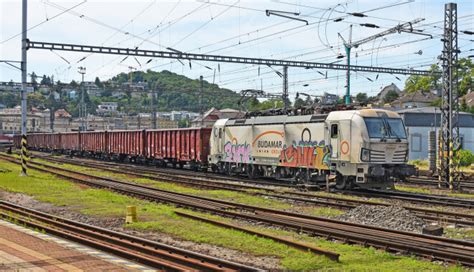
[1,0,473,100]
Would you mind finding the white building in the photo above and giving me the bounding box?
[97,102,119,116]
[397,107,474,160]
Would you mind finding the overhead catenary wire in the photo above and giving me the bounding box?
[0,0,86,44]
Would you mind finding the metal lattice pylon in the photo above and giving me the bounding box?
[439,3,460,190]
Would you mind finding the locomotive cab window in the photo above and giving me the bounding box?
[331,124,338,138]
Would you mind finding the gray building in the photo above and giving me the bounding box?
[397,107,474,160]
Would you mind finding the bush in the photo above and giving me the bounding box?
[409,159,428,167]
[458,149,474,167]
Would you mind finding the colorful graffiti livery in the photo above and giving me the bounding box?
[224,141,252,163]
[280,140,331,169]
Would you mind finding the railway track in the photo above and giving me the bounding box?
[22,153,474,226]
[405,176,474,191]
[38,152,299,189]
[2,154,474,266]
[0,201,258,271]
[18,153,474,226]
[344,189,474,209]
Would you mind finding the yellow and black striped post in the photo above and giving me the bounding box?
[448,141,453,191]
[20,134,28,176]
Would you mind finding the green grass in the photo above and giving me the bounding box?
[444,227,474,240]
[33,157,344,217]
[409,159,429,170]
[408,159,473,173]
[0,159,466,271]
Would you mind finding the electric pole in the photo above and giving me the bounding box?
[338,18,430,105]
[151,86,157,129]
[20,0,28,176]
[78,66,86,131]
[282,66,289,109]
[439,2,460,191]
[199,75,204,127]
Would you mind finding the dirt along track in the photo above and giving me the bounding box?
[0,200,259,272]
[27,153,474,227]
[1,153,474,266]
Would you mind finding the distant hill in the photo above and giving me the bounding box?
[110,70,241,112]
[0,70,277,118]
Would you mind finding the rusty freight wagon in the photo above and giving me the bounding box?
[15,127,212,169]
[146,128,211,169]
[106,130,145,161]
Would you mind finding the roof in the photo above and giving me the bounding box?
[397,107,474,127]
[396,106,472,115]
[55,109,71,118]
[462,92,474,107]
[219,108,240,113]
[393,90,438,103]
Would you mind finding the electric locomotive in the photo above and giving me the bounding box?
[208,108,415,189]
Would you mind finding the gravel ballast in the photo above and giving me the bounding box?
[337,204,427,233]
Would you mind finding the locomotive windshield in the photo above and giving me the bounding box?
[364,117,407,139]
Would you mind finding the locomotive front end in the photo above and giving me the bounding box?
[347,109,415,189]
[327,109,416,189]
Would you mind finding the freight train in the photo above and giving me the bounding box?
[14,108,415,189]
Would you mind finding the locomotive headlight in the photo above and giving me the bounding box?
[360,148,370,162]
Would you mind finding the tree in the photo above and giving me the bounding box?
[30,72,38,90]
[355,92,368,104]
[95,77,104,88]
[178,118,190,128]
[384,90,399,103]
[40,75,51,85]
[404,59,473,95]
[457,58,474,96]
[293,97,305,108]
[70,80,79,88]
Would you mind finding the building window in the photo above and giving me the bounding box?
[411,133,422,152]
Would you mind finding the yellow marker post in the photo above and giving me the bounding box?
[126,206,137,224]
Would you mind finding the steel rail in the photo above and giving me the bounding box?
[344,189,474,208]
[0,201,257,271]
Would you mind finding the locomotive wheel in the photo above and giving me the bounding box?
[336,176,354,190]
[295,169,311,184]
[246,164,256,179]
[226,163,234,176]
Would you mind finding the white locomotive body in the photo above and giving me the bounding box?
[208,108,415,189]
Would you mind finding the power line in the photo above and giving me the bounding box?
[0,1,86,44]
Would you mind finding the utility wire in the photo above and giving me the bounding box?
[1,0,86,44]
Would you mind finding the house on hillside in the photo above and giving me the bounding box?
[391,90,438,109]
[83,81,102,97]
[97,102,119,116]
[376,83,401,103]
[191,108,243,128]
[462,91,474,108]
